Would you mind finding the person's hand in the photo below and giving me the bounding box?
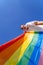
[21,24,29,30]
[21,25,26,30]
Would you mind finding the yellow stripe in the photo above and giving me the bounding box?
[4,37,28,65]
[18,31,34,62]
[4,33,29,65]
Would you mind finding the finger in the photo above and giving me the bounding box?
[21,25,24,29]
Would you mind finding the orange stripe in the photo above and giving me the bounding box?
[0,32,27,65]
[0,33,25,52]
[0,37,24,65]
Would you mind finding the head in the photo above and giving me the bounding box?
[34,22,38,25]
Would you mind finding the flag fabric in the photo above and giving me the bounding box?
[0,31,43,65]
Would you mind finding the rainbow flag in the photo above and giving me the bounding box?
[0,31,43,65]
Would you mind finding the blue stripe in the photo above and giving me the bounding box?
[28,32,43,65]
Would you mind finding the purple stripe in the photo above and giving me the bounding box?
[38,48,43,65]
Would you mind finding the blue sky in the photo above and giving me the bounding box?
[0,0,43,45]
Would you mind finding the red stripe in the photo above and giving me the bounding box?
[0,33,25,52]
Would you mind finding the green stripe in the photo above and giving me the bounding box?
[17,32,39,65]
